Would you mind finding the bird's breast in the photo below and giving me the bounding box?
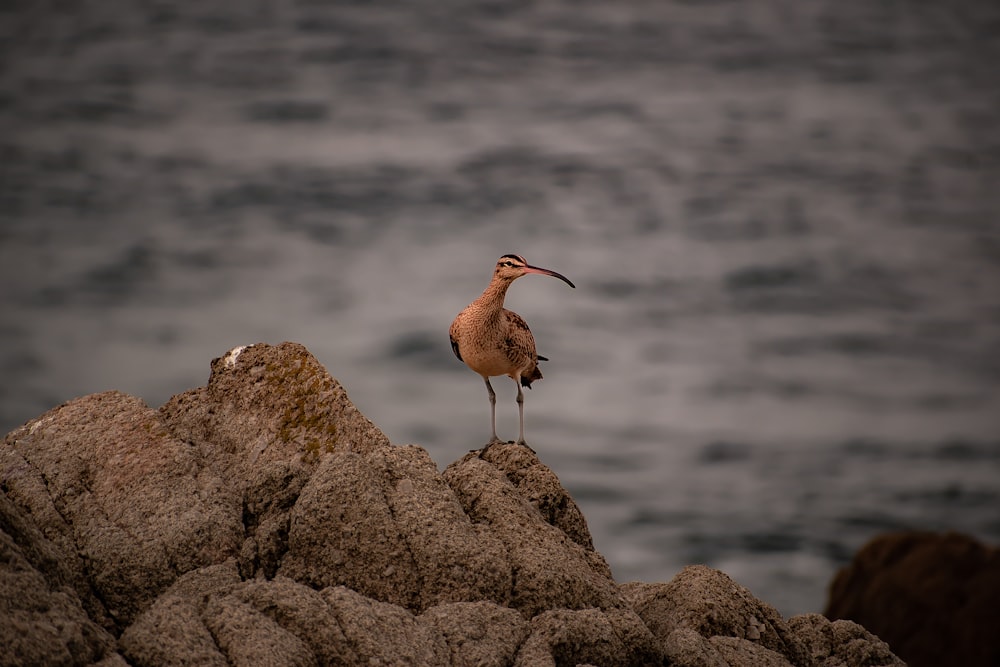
[450,307,536,378]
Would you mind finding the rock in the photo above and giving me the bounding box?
[0,493,118,665]
[825,530,1000,667]
[443,446,622,618]
[660,626,740,667]
[321,585,451,664]
[513,607,660,667]
[788,614,903,667]
[1,341,906,666]
[477,443,599,551]
[226,576,359,665]
[117,562,242,667]
[419,601,529,667]
[621,568,905,667]
[161,342,390,475]
[708,636,796,667]
[622,566,809,666]
[278,444,512,612]
[120,561,450,666]
[1,390,243,629]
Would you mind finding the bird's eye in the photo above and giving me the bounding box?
[503,261,512,267]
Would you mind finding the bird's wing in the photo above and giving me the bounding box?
[502,310,539,360]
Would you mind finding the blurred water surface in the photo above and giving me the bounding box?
[2,0,999,615]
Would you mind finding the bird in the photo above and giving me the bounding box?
[449,254,575,452]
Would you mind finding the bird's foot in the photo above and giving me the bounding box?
[474,437,507,457]
[515,439,537,455]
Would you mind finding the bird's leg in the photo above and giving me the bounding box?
[484,377,503,445]
[477,378,505,457]
[514,378,535,453]
[515,380,525,444]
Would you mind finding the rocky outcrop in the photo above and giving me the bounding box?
[826,530,1000,667]
[1,341,903,666]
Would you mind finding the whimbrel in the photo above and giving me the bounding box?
[449,254,575,451]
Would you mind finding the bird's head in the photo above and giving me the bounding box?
[494,254,575,288]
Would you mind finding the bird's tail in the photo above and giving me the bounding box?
[521,361,544,388]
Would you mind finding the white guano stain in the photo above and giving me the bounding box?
[223,344,252,368]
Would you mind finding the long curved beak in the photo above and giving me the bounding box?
[523,264,576,288]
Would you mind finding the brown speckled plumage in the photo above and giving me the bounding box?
[449,254,574,449]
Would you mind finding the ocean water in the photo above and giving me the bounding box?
[2,0,999,616]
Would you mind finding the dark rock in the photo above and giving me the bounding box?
[825,530,1000,667]
[1,341,906,666]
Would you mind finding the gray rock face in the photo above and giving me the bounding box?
[1,341,903,666]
